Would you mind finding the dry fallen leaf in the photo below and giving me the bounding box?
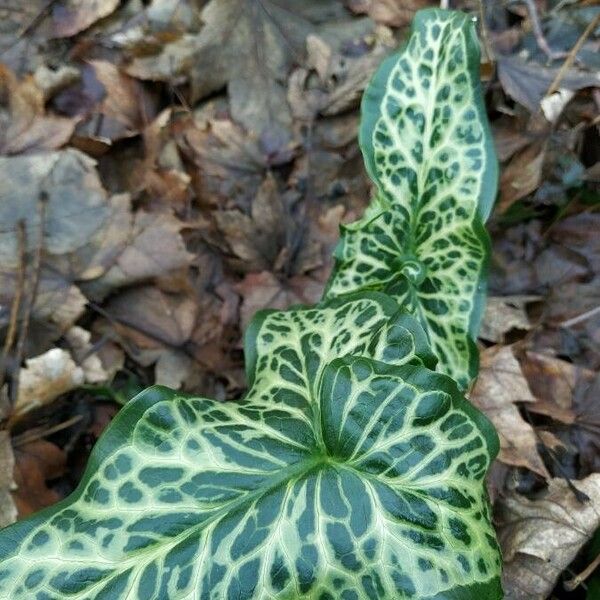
[0,268,88,354]
[290,28,391,120]
[492,119,535,162]
[71,60,157,148]
[497,54,600,113]
[0,431,17,528]
[127,0,351,146]
[179,116,271,207]
[521,352,585,425]
[14,349,85,421]
[470,345,549,478]
[236,271,324,331]
[550,213,600,273]
[52,0,121,38]
[154,350,195,390]
[0,1,57,76]
[524,355,600,476]
[104,286,200,389]
[106,285,197,350]
[214,174,287,273]
[497,474,600,600]
[498,141,547,213]
[64,326,108,384]
[13,440,66,518]
[83,209,193,297]
[0,64,77,155]
[0,149,119,267]
[133,109,192,207]
[347,0,434,27]
[479,295,537,343]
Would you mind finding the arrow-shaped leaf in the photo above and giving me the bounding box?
[0,293,501,599]
[325,9,498,390]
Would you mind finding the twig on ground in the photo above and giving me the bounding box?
[560,305,600,328]
[17,0,58,38]
[564,551,600,592]
[10,192,47,408]
[12,415,83,447]
[0,221,26,389]
[523,0,568,61]
[546,12,600,96]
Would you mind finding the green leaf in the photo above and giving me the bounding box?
[244,291,437,387]
[325,9,498,390]
[0,295,501,599]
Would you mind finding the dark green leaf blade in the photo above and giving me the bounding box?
[325,9,498,389]
[0,353,501,598]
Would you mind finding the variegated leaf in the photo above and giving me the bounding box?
[325,9,497,390]
[0,295,501,599]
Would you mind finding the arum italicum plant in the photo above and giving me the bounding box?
[0,9,502,600]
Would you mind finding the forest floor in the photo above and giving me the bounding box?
[0,1,599,598]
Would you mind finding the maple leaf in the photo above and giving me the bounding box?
[128,0,350,145]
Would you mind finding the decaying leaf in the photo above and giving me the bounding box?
[0,1,57,76]
[0,65,77,155]
[492,119,534,162]
[0,268,88,353]
[179,116,272,207]
[236,270,324,331]
[479,295,537,343]
[497,474,600,600]
[131,109,191,207]
[0,432,17,528]
[14,349,84,421]
[214,174,287,272]
[106,286,197,350]
[289,28,392,120]
[153,349,195,390]
[127,0,352,144]
[52,0,121,38]
[0,150,114,267]
[347,0,435,27]
[71,61,157,147]
[522,351,583,425]
[498,141,546,212]
[12,440,66,518]
[470,345,549,478]
[64,326,108,384]
[573,373,600,476]
[550,213,600,273]
[497,55,600,113]
[103,286,200,389]
[82,209,192,297]
[524,353,600,475]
